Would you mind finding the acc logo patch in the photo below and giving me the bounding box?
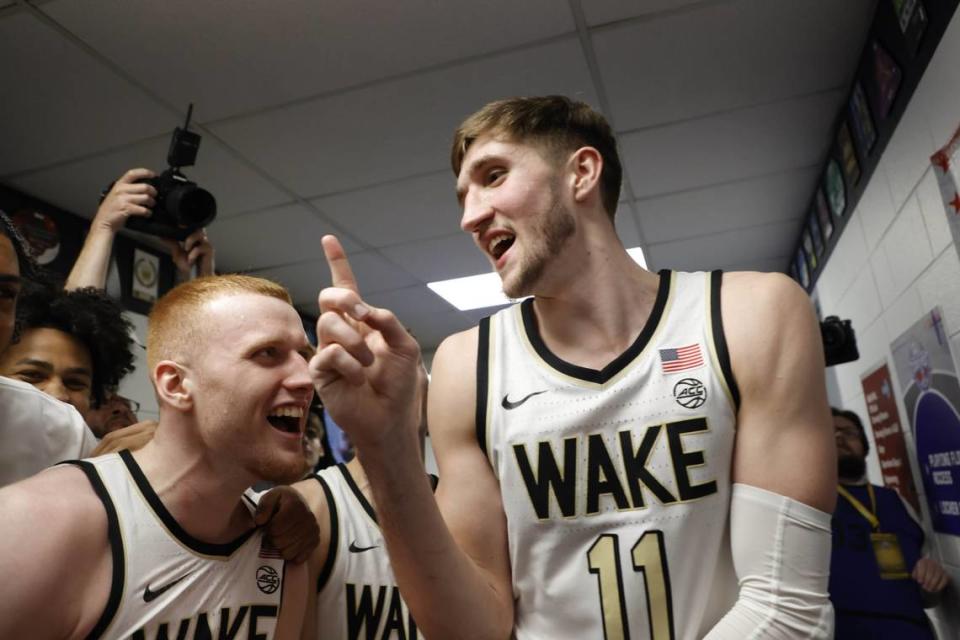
[256,566,280,594]
[673,378,707,409]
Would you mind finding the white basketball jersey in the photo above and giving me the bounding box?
[313,464,419,639]
[478,270,739,640]
[71,450,286,640]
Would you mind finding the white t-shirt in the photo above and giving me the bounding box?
[0,375,97,487]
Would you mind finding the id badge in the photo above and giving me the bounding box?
[871,532,909,579]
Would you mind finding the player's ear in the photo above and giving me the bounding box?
[570,146,603,204]
[154,360,194,410]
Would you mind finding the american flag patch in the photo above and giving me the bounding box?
[659,344,704,374]
[259,538,283,559]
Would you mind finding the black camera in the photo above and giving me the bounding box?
[106,105,217,240]
[820,316,859,367]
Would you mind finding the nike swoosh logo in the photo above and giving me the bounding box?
[349,541,379,553]
[501,390,549,410]
[143,571,192,603]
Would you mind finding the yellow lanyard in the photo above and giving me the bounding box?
[838,484,880,530]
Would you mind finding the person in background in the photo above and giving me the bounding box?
[0,274,314,638]
[0,283,135,423]
[66,167,215,292]
[84,391,140,438]
[0,211,97,487]
[830,407,951,639]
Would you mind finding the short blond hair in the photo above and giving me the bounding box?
[451,95,622,218]
[147,274,292,371]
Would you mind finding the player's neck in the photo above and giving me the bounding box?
[531,233,660,369]
[133,430,256,543]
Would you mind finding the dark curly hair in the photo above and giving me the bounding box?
[0,210,38,282]
[14,284,135,406]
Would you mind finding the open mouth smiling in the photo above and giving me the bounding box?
[267,405,303,434]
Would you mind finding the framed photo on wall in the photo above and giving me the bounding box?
[796,251,810,289]
[825,159,847,218]
[837,121,862,186]
[849,82,878,157]
[808,213,824,257]
[892,0,929,54]
[815,188,834,241]
[802,229,818,271]
[115,236,176,316]
[870,40,903,120]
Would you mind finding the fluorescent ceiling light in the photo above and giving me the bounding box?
[626,246,647,269]
[427,272,515,311]
[428,246,648,311]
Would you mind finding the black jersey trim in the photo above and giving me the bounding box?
[314,473,339,593]
[118,449,255,557]
[520,269,672,384]
[67,460,125,640]
[338,463,378,525]
[710,271,741,410]
[476,316,491,458]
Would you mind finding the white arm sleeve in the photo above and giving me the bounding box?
[704,483,834,640]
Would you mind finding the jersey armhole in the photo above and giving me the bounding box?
[709,270,741,411]
[64,460,125,640]
[314,474,339,593]
[476,316,491,460]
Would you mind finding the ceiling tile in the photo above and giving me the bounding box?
[380,233,490,282]
[253,249,418,308]
[633,166,818,244]
[312,171,460,248]
[0,11,173,175]
[209,203,358,272]
[645,219,799,272]
[6,135,291,221]
[364,285,459,324]
[619,90,843,200]
[595,0,872,130]
[209,38,598,197]
[582,0,706,26]
[615,207,646,249]
[403,309,475,353]
[42,0,574,120]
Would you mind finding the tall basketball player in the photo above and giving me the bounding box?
[311,96,837,639]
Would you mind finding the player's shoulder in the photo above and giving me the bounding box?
[0,463,108,550]
[722,270,809,310]
[435,325,480,362]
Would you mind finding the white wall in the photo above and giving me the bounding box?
[117,311,158,422]
[813,12,960,633]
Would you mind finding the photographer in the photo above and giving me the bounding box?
[66,167,216,291]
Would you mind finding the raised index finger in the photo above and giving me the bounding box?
[322,235,359,293]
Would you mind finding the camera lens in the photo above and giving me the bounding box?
[167,185,216,228]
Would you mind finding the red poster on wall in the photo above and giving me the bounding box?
[861,362,921,513]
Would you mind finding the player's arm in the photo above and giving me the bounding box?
[380,328,514,639]
[311,236,513,639]
[286,475,336,639]
[0,466,112,639]
[275,559,308,640]
[66,168,156,291]
[705,272,836,639]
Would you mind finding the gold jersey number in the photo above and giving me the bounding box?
[587,531,675,640]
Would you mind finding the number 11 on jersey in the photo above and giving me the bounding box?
[587,531,675,640]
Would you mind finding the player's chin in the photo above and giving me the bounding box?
[257,450,308,485]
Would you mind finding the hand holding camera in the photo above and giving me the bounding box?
[163,228,216,279]
[98,104,217,240]
[94,168,158,233]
